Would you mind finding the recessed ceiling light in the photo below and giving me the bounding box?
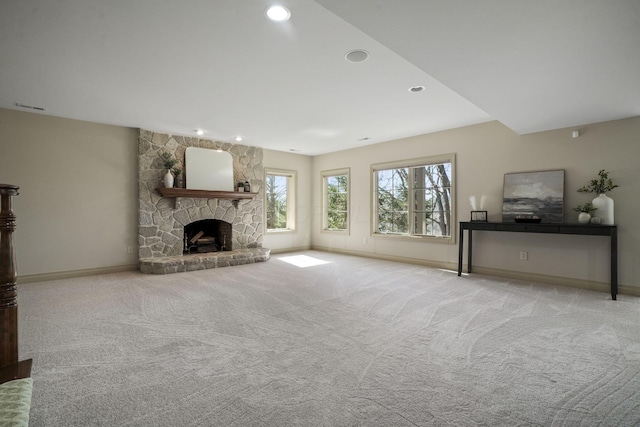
[409,86,425,93]
[345,49,369,63]
[234,136,243,142]
[357,137,370,141]
[266,5,291,22]
[195,129,204,136]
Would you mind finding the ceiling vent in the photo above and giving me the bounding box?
[345,49,369,63]
[15,102,46,111]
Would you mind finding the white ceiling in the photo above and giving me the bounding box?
[1,1,638,156]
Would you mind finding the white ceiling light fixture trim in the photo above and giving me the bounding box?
[345,49,369,63]
[195,129,204,136]
[234,136,243,142]
[265,5,291,22]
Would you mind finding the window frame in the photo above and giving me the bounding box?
[264,168,297,233]
[321,168,350,235]
[371,153,456,244]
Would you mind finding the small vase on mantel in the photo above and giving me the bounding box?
[163,170,174,188]
[591,193,614,225]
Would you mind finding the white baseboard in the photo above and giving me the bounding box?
[311,245,639,298]
[467,266,640,298]
[17,248,639,299]
[18,264,138,284]
[311,245,457,270]
[269,245,312,255]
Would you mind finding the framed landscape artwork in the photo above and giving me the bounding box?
[502,170,564,223]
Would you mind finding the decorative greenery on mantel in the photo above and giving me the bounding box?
[160,151,177,170]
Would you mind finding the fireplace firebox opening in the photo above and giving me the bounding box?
[184,219,232,254]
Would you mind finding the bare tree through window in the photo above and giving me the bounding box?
[374,156,454,239]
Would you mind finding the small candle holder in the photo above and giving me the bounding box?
[471,211,488,222]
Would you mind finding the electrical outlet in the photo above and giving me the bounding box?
[520,251,528,261]
[127,246,134,254]
[363,237,367,244]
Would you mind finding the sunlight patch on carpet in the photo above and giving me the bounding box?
[278,255,330,268]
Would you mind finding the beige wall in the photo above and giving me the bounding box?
[0,108,139,278]
[311,118,640,291]
[3,107,639,293]
[262,149,313,252]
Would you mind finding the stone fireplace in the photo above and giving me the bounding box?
[137,129,270,274]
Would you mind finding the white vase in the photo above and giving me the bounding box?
[163,170,174,188]
[591,193,614,225]
[578,212,591,224]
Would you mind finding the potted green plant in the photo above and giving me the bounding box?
[577,169,618,225]
[160,152,178,188]
[577,169,619,194]
[573,203,597,224]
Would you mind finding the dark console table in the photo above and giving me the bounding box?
[458,221,618,300]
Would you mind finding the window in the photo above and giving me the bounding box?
[322,168,350,233]
[265,169,297,232]
[372,154,455,243]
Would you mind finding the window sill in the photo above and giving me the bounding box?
[322,229,349,235]
[267,229,296,234]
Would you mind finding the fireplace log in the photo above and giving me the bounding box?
[196,237,215,245]
[189,230,204,245]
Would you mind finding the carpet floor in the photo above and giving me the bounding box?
[18,251,640,426]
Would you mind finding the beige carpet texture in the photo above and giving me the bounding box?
[18,251,640,426]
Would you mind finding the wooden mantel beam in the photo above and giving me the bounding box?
[157,187,257,200]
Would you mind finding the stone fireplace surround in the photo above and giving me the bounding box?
[137,130,269,274]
